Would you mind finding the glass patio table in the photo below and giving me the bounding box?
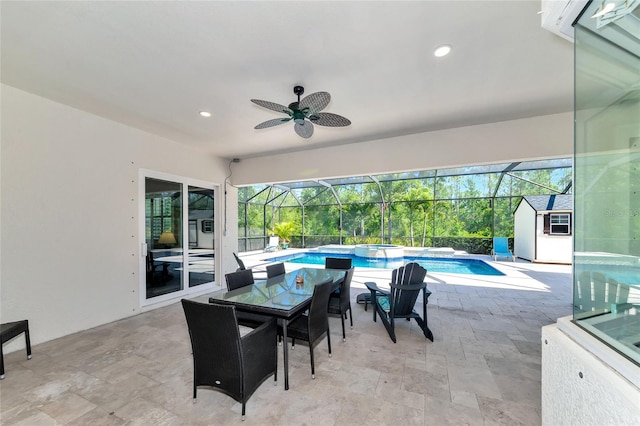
[209,267,346,390]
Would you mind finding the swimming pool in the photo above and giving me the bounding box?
[265,252,504,276]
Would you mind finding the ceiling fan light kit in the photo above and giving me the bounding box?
[251,85,351,139]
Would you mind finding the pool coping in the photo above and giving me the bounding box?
[309,244,469,258]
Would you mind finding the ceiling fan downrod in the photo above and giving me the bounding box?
[289,85,305,112]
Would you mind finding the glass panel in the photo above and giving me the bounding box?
[187,186,215,288]
[239,157,573,252]
[432,199,491,238]
[376,169,437,181]
[242,185,272,204]
[385,178,433,203]
[342,202,383,244]
[433,200,455,237]
[272,206,301,249]
[493,197,517,237]
[324,176,374,186]
[300,187,336,206]
[145,177,183,298]
[435,174,498,198]
[510,158,572,171]
[244,202,268,251]
[388,200,433,247]
[437,163,509,177]
[303,204,342,246]
[279,192,301,207]
[573,2,640,365]
[335,182,382,203]
[238,202,247,252]
[495,169,572,197]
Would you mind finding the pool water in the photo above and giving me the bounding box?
[265,252,504,276]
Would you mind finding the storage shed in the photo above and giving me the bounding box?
[513,194,573,264]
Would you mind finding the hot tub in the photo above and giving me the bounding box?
[354,244,404,259]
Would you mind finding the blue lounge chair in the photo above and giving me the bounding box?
[492,237,514,261]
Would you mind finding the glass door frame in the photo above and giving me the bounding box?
[139,169,220,307]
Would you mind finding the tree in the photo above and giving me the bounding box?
[272,221,295,244]
[239,164,571,253]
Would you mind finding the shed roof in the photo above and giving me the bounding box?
[521,194,573,211]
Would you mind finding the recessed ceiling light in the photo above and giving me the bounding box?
[199,111,211,117]
[434,45,451,57]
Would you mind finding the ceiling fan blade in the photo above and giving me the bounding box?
[308,112,351,127]
[255,117,291,129]
[251,99,293,115]
[299,92,331,113]
[294,120,314,139]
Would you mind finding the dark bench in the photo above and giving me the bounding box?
[1,320,32,379]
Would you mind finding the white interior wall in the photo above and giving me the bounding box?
[232,112,573,186]
[0,84,237,349]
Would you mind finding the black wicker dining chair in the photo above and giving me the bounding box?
[266,262,286,278]
[225,268,255,291]
[224,270,271,328]
[365,262,433,343]
[278,278,333,379]
[181,299,277,420]
[233,252,267,280]
[324,257,353,270]
[325,257,352,297]
[327,268,355,342]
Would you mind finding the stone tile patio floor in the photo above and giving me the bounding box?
[0,256,572,425]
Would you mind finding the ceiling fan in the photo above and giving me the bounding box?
[251,86,351,139]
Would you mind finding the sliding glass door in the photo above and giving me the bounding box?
[186,185,215,288]
[142,171,217,303]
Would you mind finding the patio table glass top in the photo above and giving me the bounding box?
[209,267,345,314]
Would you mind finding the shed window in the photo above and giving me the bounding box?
[201,220,214,233]
[547,213,571,235]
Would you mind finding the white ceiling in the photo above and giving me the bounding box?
[0,1,574,160]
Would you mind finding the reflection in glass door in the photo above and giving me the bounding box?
[143,173,217,302]
[145,177,184,298]
[187,186,215,287]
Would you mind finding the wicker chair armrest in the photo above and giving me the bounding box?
[240,316,277,401]
[241,317,277,349]
[241,317,277,384]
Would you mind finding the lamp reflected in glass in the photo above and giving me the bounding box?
[158,231,177,247]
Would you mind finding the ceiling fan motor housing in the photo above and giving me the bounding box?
[292,109,306,124]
